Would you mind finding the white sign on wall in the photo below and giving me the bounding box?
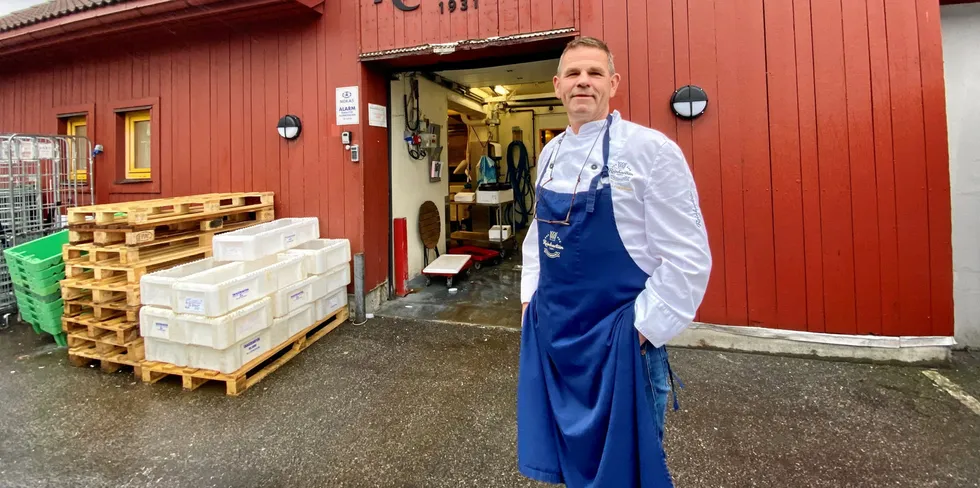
[368,103,387,128]
[336,86,359,126]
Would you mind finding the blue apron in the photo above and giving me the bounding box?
[517,115,674,487]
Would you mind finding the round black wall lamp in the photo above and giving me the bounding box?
[277,115,302,140]
[670,85,708,120]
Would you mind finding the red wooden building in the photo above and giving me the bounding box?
[0,0,959,341]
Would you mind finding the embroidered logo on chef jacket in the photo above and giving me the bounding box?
[543,231,564,259]
[608,161,634,191]
[689,188,703,228]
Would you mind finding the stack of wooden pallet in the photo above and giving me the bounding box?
[58,192,275,375]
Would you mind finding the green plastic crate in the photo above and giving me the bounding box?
[9,261,65,287]
[3,230,68,273]
[12,275,63,298]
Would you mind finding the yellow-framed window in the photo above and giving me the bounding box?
[66,116,88,182]
[125,110,151,180]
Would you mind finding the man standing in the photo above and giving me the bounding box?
[517,37,712,487]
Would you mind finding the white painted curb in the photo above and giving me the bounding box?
[669,322,955,364]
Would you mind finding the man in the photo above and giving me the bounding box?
[517,37,712,487]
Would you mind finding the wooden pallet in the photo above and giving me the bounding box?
[60,275,142,306]
[64,299,140,322]
[67,192,274,225]
[68,342,144,376]
[63,231,214,265]
[62,312,140,346]
[141,307,350,396]
[64,243,212,282]
[69,205,274,245]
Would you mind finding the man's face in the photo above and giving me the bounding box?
[553,46,620,128]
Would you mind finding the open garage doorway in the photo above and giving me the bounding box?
[379,57,568,328]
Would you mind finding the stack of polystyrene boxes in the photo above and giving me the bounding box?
[138,217,352,375]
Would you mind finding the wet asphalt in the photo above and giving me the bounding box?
[1,317,978,488]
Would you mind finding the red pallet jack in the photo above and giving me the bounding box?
[448,245,502,270]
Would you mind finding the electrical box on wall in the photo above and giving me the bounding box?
[341,131,351,145]
[350,145,359,162]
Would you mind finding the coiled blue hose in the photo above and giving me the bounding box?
[507,140,534,231]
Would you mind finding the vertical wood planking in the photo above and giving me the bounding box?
[647,0,674,138]
[189,43,211,196]
[467,0,480,41]
[866,0,900,332]
[405,6,423,47]
[422,0,441,44]
[302,25,320,221]
[263,34,282,212]
[715,0,748,325]
[671,0,691,160]
[885,0,930,336]
[324,1,346,239]
[517,0,532,33]
[554,0,574,28]
[602,0,629,119]
[230,36,246,192]
[626,0,649,128]
[286,29,306,217]
[765,0,807,330]
[842,0,881,334]
[173,50,192,198]
[812,0,857,334]
[360,0,379,53]
[916,0,953,336]
[687,0,727,324]
[531,0,552,32]
[738,0,777,328]
[793,0,825,332]
[480,0,499,38]
[214,37,233,194]
[452,0,469,40]
[340,0,364,257]
[277,33,290,217]
[377,0,395,50]
[439,0,451,42]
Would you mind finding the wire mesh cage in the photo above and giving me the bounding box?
[0,133,95,317]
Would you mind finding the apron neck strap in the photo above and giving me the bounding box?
[586,113,614,214]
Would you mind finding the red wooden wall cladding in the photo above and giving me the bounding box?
[0,0,390,290]
[576,0,951,337]
[359,0,578,52]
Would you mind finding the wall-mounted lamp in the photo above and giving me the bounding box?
[277,114,302,140]
[670,85,708,120]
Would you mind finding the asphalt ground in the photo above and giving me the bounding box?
[1,317,978,488]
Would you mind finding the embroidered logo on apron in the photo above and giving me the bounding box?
[543,231,564,259]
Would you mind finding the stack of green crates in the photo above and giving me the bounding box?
[3,231,69,346]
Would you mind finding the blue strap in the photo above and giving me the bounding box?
[666,357,685,411]
[586,114,614,214]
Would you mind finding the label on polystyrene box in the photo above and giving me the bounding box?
[243,336,262,357]
[154,322,170,339]
[183,297,204,313]
[224,246,244,260]
[290,290,305,302]
[231,287,250,302]
[284,233,297,246]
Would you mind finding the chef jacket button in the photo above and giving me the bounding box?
[591,164,598,170]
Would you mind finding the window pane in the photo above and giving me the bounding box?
[135,120,150,169]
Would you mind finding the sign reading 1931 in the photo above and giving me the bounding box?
[374,0,477,14]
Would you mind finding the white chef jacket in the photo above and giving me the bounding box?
[520,110,712,348]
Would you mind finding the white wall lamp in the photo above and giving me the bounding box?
[277,114,302,140]
[670,85,708,120]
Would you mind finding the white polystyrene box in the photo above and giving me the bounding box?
[172,254,305,317]
[315,287,348,322]
[179,297,273,350]
[317,262,351,293]
[186,329,271,375]
[212,217,320,261]
[283,239,351,276]
[145,337,190,367]
[140,258,231,309]
[140,306,184,343]
[271,275,327,319]
[281,303,317,337]
[268,309,293,347]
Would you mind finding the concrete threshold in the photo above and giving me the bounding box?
[669,322,954,367]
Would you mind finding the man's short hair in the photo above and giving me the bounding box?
[557,36,615,75]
